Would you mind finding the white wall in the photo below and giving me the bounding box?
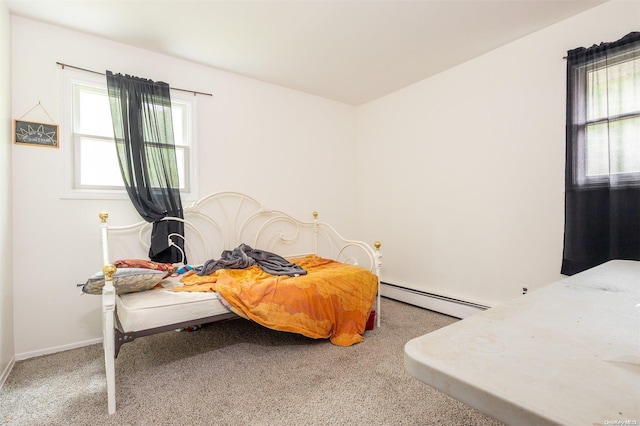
[356,0,640,307]
[11,16,357,358]
[0,0,15,384]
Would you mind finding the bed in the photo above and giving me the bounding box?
[92,191,382,414]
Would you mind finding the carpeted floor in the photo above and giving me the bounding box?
[1,298,504,426]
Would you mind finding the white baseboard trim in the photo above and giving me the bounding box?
[381,282,489,319]
[14,337,102,361]
[0,356,15,390]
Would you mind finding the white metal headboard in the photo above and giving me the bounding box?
[101,191,381,275]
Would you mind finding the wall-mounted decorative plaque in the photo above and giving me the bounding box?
[14,119,59,148]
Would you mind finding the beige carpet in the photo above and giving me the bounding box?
[1,298,504,426]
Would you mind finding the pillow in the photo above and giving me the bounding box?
[81,268,167,295]
[112,259,176,276]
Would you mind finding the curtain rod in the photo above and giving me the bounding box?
[56,62,213,97]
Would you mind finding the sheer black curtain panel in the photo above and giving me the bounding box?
[106,71,186,264]
[562,32,640,275]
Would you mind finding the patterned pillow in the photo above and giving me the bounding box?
[81,268,167,295]
[112,259,177,276]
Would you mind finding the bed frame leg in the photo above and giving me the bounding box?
[102,264,117,414]
[374,241,382,327]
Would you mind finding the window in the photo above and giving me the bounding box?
[562,32,640,276]
[63,72,197,199]
[570,47,640,187]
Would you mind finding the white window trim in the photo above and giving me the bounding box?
[60,69,199,201]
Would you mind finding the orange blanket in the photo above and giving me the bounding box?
[175,255,378,346]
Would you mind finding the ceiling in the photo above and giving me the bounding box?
[7,0,607,105]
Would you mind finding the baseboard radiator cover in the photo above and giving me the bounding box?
[381,282,489,319]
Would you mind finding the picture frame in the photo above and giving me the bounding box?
[13,119,59,148]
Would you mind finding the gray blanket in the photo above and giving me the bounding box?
[195,243,307,277]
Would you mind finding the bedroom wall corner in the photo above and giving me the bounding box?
[0,0,16,388]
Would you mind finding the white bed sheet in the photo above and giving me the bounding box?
[116,275,232,332]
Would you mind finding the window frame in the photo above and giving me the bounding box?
[569,49,640,188]
[61,70,198,200]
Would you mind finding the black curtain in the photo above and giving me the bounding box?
[106,71,186,264]
[562,32,640,275]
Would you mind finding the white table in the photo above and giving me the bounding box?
[404,260,640,426]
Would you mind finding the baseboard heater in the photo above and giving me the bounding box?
[381,282,490,319]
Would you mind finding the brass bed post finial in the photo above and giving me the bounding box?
[103,264,117,281]
[99,212,109,223]
[313,211,318,220]
[374,241,381,251]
